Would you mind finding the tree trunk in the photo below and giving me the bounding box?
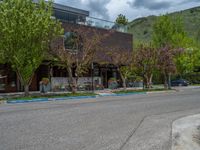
[122,77,126,89]
[24,84,29,96]
[168,73,171,90]
[163,72,168,89]
[144,75,148,89]
[16,70,33,96]
[143,76,146,90]
[145,74,153,89]
[118,67,126,89]
[67,67,77,94]
[75,75,79,92]
[149,74,153,88]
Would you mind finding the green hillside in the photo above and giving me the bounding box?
[128,6,200,42]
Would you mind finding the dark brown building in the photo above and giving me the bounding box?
[0,3,132,93]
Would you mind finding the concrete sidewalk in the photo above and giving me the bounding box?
[1,86,199,105]
[172,114,200,150]
[0,87,142,97]
[1,85,199,97]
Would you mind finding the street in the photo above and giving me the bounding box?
[0,88,200,150]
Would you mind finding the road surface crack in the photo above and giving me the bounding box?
[118,116,147,150]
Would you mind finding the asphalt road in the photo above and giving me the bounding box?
[0,88,200,150]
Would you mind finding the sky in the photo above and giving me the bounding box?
[55,0,200,22]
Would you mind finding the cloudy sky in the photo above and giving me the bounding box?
[55,0,200,21]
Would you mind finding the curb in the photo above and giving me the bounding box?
[7,98,49,104]
[48,95,98,101]
[6,95,98,104]
[97,92,146,97]
[4,92,146,104]
[146,90,177,94]
[3,90,175,104]
[114,92,146,96]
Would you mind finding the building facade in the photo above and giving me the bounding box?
[0,3,133,93]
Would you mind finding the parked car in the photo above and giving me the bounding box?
[171,79,189,86]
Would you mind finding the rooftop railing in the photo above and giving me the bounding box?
[53,7,127,33]
[77,17,127,33]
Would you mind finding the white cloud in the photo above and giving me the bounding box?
[55,0,200,21]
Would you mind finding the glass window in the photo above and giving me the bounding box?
[0,70,6,91]
[64,32,82,51]
[7,71,16,88]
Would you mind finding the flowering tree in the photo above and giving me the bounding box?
[134,43,158,89]
[102,46,133,89]
[157,45,184,89]
[50,39,76,93]
[51,25,109,93]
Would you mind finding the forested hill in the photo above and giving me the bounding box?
[128,6,200,42]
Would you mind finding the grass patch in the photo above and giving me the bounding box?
[6,92,97,101]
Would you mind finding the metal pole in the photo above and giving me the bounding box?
[49,64,53,91]
[143,64,146,90]
[91,62,94,92]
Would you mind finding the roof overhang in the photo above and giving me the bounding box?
[53,3,89,17]
[33,0,89,16]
